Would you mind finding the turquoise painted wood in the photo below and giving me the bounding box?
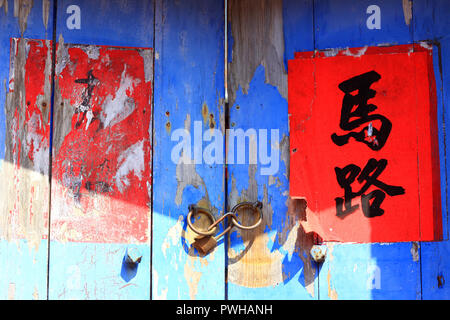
[151,0,226,299]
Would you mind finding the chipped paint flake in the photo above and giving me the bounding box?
[114,140,145,193]
[100,67,138,128]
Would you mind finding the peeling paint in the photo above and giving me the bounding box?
[138,49,154,83]
[0,38,51,250]
[14,0,34,37]
[100,68,138,128]
[402,0,412,26]
[411,241,419,262]
[279,134,289,178]
[175,158,208,206]
[227,165,307,289]
[174,114,212,208]
[326,243,338,300]
[153,270,168,300]
[0,0,8,14]
[42,0,49,30]
[8,283,15,300]
[228,0,287,107]
[114,140,145,193]
[343,46,368,57]
[184,254,202,299]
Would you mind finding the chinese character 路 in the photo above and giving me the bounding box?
[334,158,405,218]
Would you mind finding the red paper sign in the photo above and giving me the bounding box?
[288,45,442,243]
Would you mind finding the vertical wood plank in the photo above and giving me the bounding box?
[313,0,422,300]
[0,0,54,300]
[226,0,318,299]
[414,0,450,299]
[152,0,226,299]
[48,0,153,300]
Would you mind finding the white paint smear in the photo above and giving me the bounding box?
[114,140,145,193]
[100,67,139,128]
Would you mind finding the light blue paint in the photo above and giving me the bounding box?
[0,240,49,299]
[48,242,150,300]
[320,242,421,300]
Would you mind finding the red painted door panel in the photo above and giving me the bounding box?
[289,45,441,243]
[51,43,152,243]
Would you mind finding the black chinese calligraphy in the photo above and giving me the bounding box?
[74,69,99,129]
[334,158,405,218]
[331,70,392,151]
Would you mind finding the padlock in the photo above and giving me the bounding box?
[192,236,218,255]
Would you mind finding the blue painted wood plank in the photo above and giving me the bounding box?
[314,0,413,50]
[319,242,421,300]
[152,0,226,299]
[413,0,450,41]
[226,0,317,299]
[48,0,153,300]
[283,0,314,63]
[313,0,423,300]
[421,240,450,299]
[0,0,54,300]
[55,0,153,47]
[414,0,450,299]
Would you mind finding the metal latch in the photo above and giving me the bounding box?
[186,201,263,255]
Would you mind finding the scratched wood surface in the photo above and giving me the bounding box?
[48,0,153,300]
[152,0,226,299]
[226,0,318,299]
[0,0,53,300]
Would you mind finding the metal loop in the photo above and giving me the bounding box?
[186,205,217,236]
[230,201,263,230]
[187,201,262,239]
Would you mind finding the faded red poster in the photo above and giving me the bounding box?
[51,43,153,243]
[288,44,442,243]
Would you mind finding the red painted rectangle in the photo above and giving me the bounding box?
[51,43,152,243]
[288,44,442,243]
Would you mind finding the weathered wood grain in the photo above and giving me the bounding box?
[227,0,318,299]
[152,0,226,299]
[0,0,53,300]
